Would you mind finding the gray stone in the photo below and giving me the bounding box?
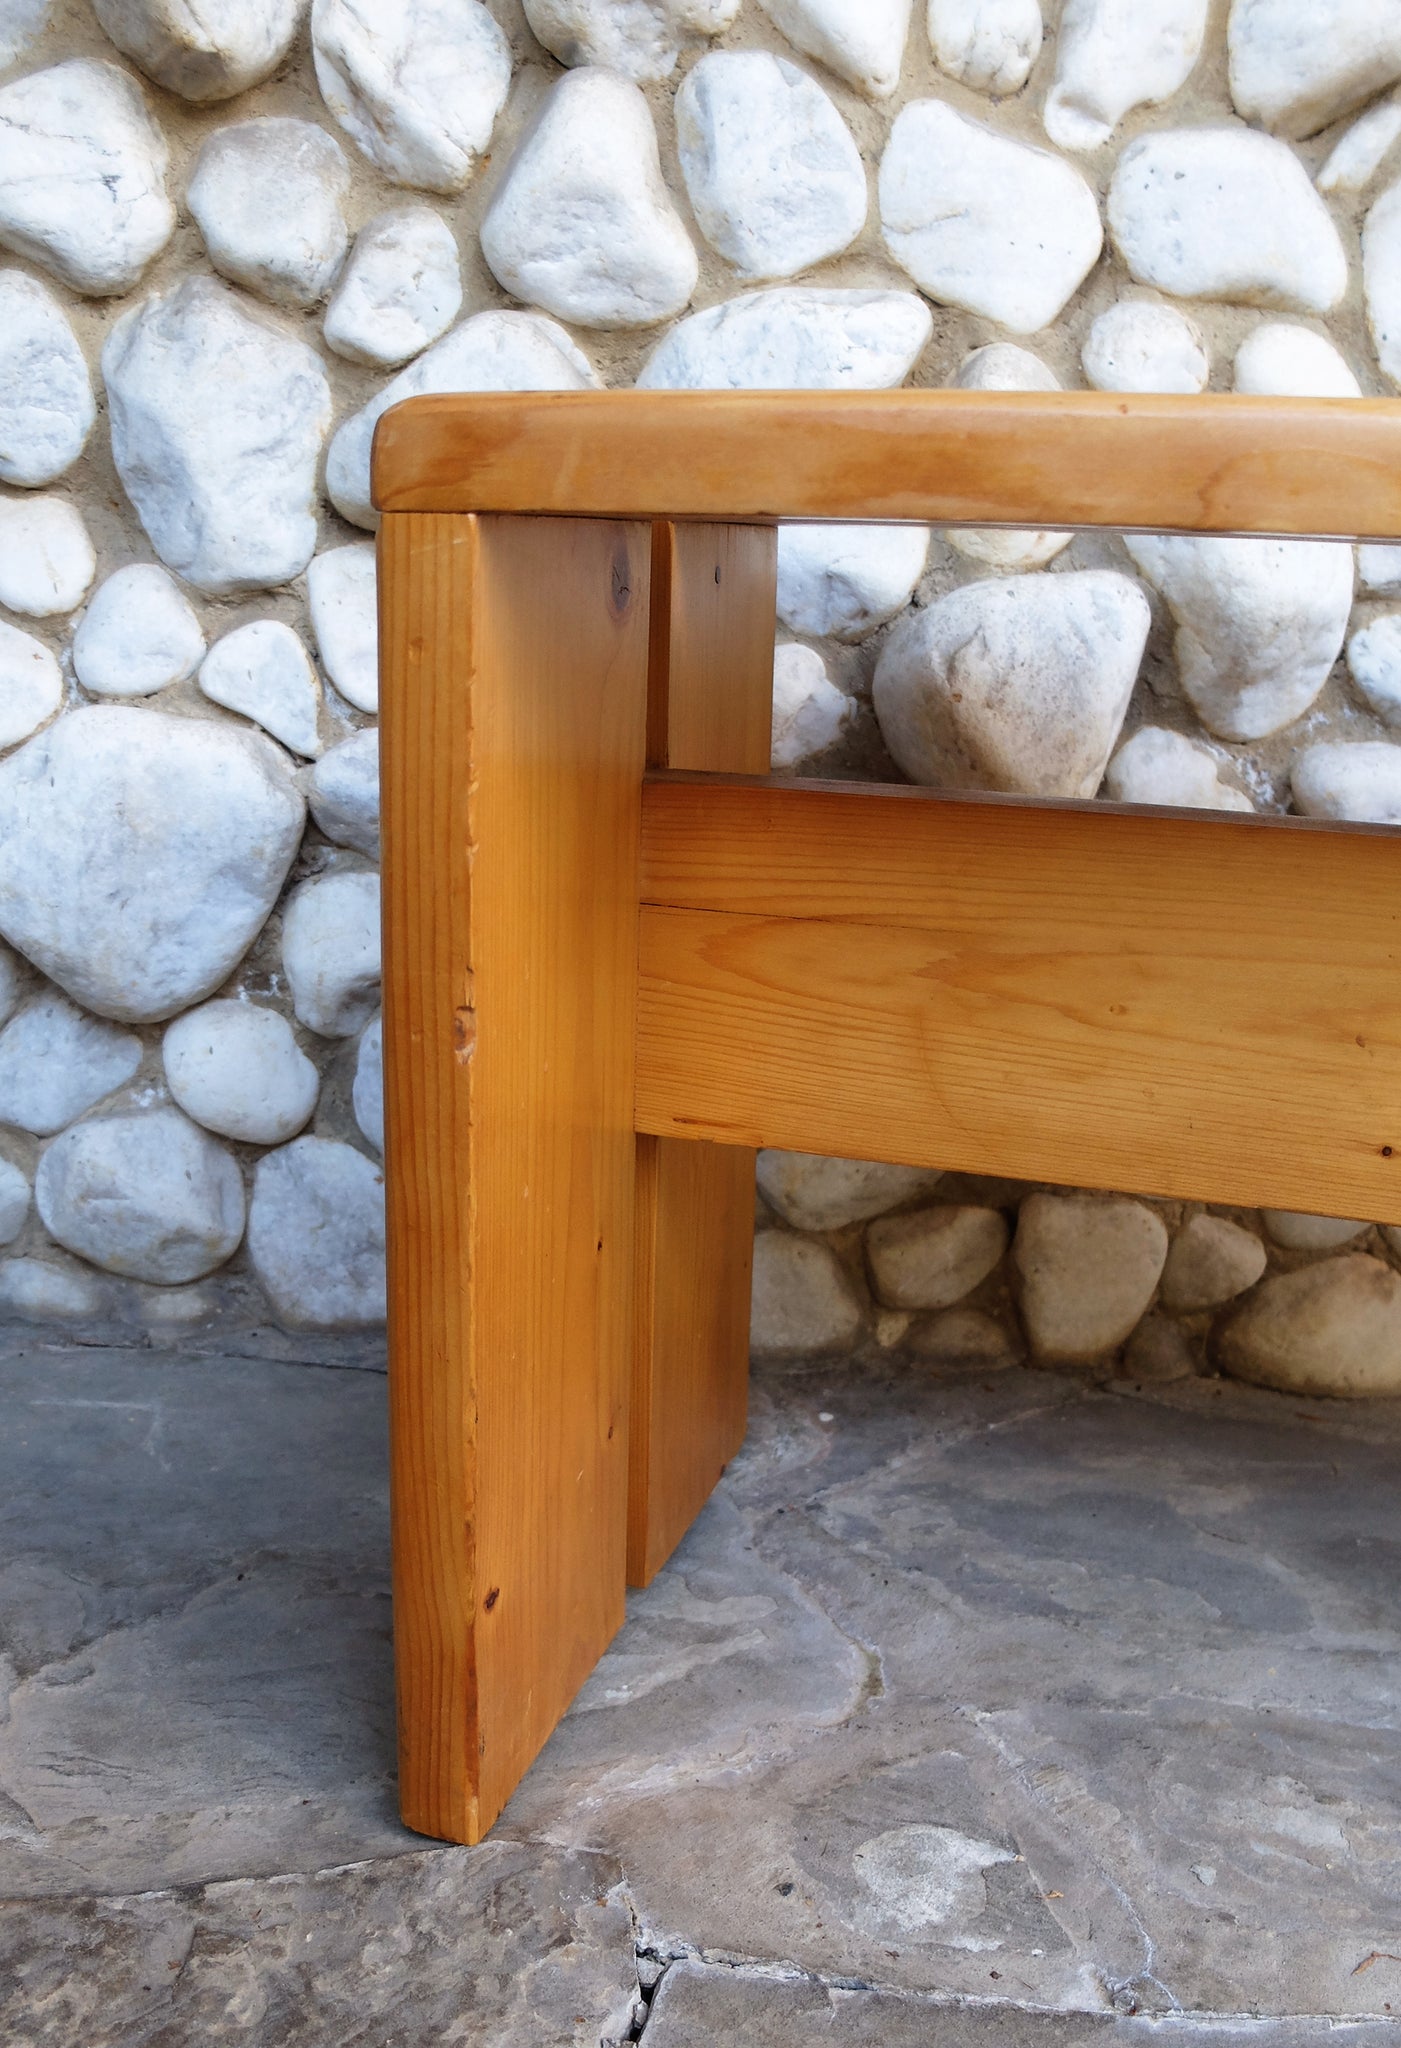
[1160,1211,1267,1312]
[0,619,61,750]
[776,522,929,642]
[0,495,93,617]
[197,620,323,758]
[757,0,912,98]
[0,270,93,487]
[90,0,304,102]
[322,205,461,368]
[187,118,350,311]
[770,643,851,768]
[866,1203,1008,1309]
[1013,1191,1168,1361]
[1045,0,1209,151]
[1104,727,1253,811]
[945,343,1070,570]
[1261,1208,1368,1251]
[1292,740,1401,823]
[0,706,304,1024]
[906,1302,1022,1364]
[757,1147,942,1229]
[72,565,205,700]
[0,1152,26,1240]
[1228,0,1401,140]
[1347,613,1401,725]
[352,1011,382,1153]
[103,278,332,597]
[1234,321,1360,396]
[750,1228,864,1356]
[1364,174,1401,388]
[163,999,319,1146]
[1120,1313,1200,1383]
[248,1135,386,1328]
[638,285,931,390]
[280,868,381,1038]
[1215,1252,1401,1396]
[1082,299,1208,395]
[306,544,376,712]
[523,0,740,82]
[873,570,1149,797]
[0,0,49,71]
[308,729,379,856]
[0,60,174,295]
[0,990,141,1136]
[36,1106,245,1283]
[928,0,1042,94]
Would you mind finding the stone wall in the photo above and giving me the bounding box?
[0,0,1399,1391]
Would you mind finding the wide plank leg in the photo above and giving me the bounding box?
[379,511,650,1842]
[628,521,776,1586]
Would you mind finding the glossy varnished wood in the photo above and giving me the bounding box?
[372,389,1401,541]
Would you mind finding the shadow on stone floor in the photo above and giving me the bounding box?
[1,1342,1399,2044]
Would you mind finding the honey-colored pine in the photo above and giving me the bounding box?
[379,512,650,1844]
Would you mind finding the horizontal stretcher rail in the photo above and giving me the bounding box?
[372,389,1401,541]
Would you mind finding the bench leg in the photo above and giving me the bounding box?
[628,522,775,1586]
[379,511,650,1843]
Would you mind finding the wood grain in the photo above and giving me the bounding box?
[635,775,1401,1222]
[371,389,1401,542]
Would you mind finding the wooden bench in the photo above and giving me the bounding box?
[373,388,1401,1845]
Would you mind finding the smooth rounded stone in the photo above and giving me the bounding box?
[1360,544,1401,595]
[1123,534,1353,741]
[281,868,381,1038]
[927,0,1042,94]
[1214,1253,1401,1397]
[638,287,931,391]
[866,1203,1008,1310]
[1318,96,1401,195]
[37,1106,245,1283]
[247,1134,386,1328]
[0,990,141,1135]
[0,272,93,487]
[0,621,61,751]
[90,0,304,102]
[188,119,350,312]
[1161,1213,1267,1313]
[104,277,331,597]
[945,343,1070,570]
[1082,301,1208,394]
[1347,615,1401,725]
[198,620,323,759]
[1262,1208,1367,1252]
[312,0,511,195]
[306,546,376,713]
[776,523,929,642]
[71,564,204,700]
[757,1148,942,1230]
[353,1012,382,1152]
[323,207,461,368]
[0,1155,27,1242]
[164,999,319,1145]
[481,70,697,331]
[0,1253,107,1321]
[523,0,740,81]
[907,1304,1022,1366]
[326,311,598,530]
[1104,727,1253,812]
[1227,0,1401,142]
[1234,321,1361,398]
[0,61,173,296]
[1364,178,1401,388]
[1108,129,1348,315]
[0,0,50,71]
[770,643,851,769]
[0,706,304,1023]
[757,0,912,98]
[1044,0,1208,152]
[1013,1192,1168,1364]
[308,729,379,856]
[880,101,1101,334]
[873,571,1149,799]
[0,496,93,618]
[750,1229,864,1357]
[676,53,866,282]
[1119,1314,1199,1383]
[1293,740,1401,822]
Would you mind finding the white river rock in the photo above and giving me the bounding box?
[0,1252,107,1320]
[1214,1254,1401,1398]
[750,1230,864,1357]
[481,70,697,330]
[638,287,931,389]
[0,60,174,295]
[776,523,929,641]
[312,0,512,195]
[770,644,852,769]
[90,0,304,102]
[1045,0,1208,152]
[0,621,61,750]
[0,1155,26,1243]
[927,0,1042,95]
[1292,740,1401,823]
[757,0,912,99]
[0,706,304,1023]
[1233,321,1361,396]
[757,1149,942,1230]
[1347,614,1401,725]
[306,545,377,712]
[0,271,93,487]
[1262,1209,1367,1252]
[198,621,323,759]
[308,730,379,857]
[281,868,381,1038]
[1364,177,1401,388]
[247,1134,387,1328]
[353,1012,383,1153]
[37,1106,245,1284]
[522,0,740,81]
[1360,545,1401,595]
[104,278,331,597]
[1124,534,1353,740]
[188,118,350,312]
[1318,95,1401,195]
[1104,727,1253,811]
[0,0,49,72]
[1014,1193,1168,1362]
[1109,128,1348,314]
[0,496,93,617]
[323,207,461,368]
[1082,300,1208,393]
[326,311,598,530]
[1227,0,1401,141]
[1160,1212,1267,1313]
[163,999,319,1145]
[946,343,1070,569]
[866,1203,1008,1310]
[677,52,866,281]
[880,100,1101,332]
[71,565,205,699]
[0,991,141,1135]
